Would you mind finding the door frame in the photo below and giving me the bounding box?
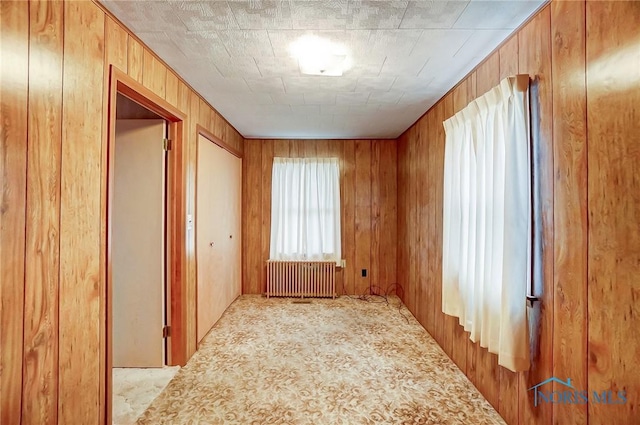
[194,126,242,346]
[104,67,188,423]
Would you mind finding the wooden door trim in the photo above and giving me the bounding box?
[197,124,242,158]
[104,66,188,424]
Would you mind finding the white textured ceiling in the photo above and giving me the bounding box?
[101,0,546,139]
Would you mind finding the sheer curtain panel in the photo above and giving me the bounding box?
[270,158,341,263]
[442,75,531,372]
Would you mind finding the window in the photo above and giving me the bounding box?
[441,75,531,373]
[269,157,341,263]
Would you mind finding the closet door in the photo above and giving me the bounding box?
[196,135,241,343]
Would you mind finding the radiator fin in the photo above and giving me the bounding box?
[266,261,336,299]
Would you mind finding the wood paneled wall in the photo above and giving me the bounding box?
[0,1,243,423]
[397,2,640,424]
[242,139,397,296]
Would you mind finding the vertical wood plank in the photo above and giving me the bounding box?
[273,139,289,157]
[58,1,105,423]
[397,134,408,303]
[379,140,397,291]
[473,54,502,412]
[22,1,63,423]
[199,98,212,131]
[261,140,274,294]
[518,6,554,425]
[242,140,262,294]
[416,118,429,331]
[497,22,521,425]
[342,140,356,295]
[431,102,445,347]
[354,140,372,295]
[104,16,127,72]
[499,34,519,80]
[165,71,179,109]
[587,2,640,425]
[449,80,469,374]
[465,71,479,390]
[407,127,418,315]
[440,94,455,359]
[142,50,166,99]
[0,2,29,422]
[551,2,588,425]
[126,36,143,83]
[370,140,381,291]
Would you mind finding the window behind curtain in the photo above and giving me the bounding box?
[441,75,532,373]
[269,157,341,263]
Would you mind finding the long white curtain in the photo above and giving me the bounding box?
[270,157,341,263]
[442,75,531,372]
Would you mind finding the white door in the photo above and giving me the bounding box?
[196,135,242,343]
[113,119,166,367]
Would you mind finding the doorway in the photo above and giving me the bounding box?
[111,96,177,423]
[105,68,188,425]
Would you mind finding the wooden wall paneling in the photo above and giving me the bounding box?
[242,140,262,294]
[354,140,372,295]
[165,71,179,108]
[407,126,418,316]
[587,2,640,424]
[105,16,127,73]
[440,94,455,359]
[273,139,290,157]
[316,139,330,157]
[518,6,553,425]
[198,98,211,132]
[22,1,64,423]
[184,86,198,358]
[208,110,217,137]
[126,36,143,83]
[342,140,356,295]
[449,81,469,374]
[370,141,381,291]
[288,139,300,158]
[142,49,166,99]
[379,140,397,292]
[0,2,29,422]
[58,1,105,423]
[499,34,520,80]
[302,140,317,157]
[396,135,408,304]
[416,118,429,331]
[431,102,445,347]
[260,140,274,294]
[328,140,346,294]
[472,53,502,412]
[465,71,479,389]
[496,25,521,425]
[551,2,588,425]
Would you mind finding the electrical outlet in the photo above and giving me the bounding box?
[361,269,367,277]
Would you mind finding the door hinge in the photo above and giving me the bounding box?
[163,138,172,151]
[162,325,171,338]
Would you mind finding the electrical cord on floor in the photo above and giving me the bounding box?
[342,279,410,324]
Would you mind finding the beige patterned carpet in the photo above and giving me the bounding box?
[137,295,505,425]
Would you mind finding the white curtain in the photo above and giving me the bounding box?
[442,75,531,372]
[270,157,341,263]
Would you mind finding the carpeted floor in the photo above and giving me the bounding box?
[137,295,506,425]
[113,366,180,424]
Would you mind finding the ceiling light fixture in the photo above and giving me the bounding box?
[289,35,350,77]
